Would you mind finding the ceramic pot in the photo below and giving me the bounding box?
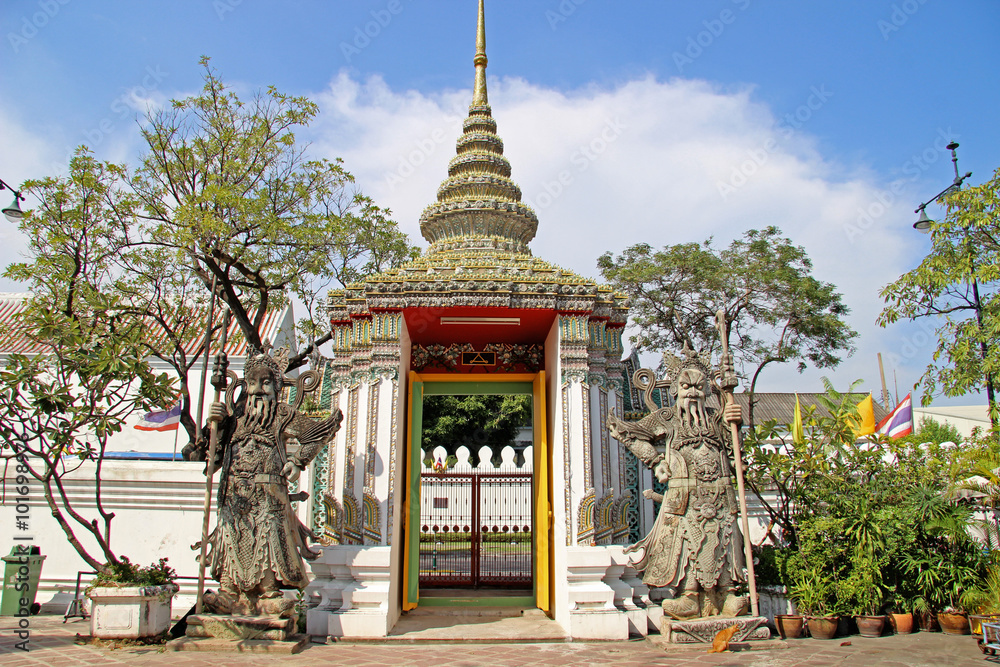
[855,615,886,637]
[806,615,839,640]
[938,611,970,635]
[775,614,805,639]
[971,613,1000,635]
[889,612,914,634]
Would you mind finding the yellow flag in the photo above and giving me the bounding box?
[792,394,804,444]
[852,394,876,438]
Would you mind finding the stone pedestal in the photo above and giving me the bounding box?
[167,614,308,654]
[662,616,771,644]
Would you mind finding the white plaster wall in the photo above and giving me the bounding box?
[0,461,213,614]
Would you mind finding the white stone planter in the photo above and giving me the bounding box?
[86,583,179,639]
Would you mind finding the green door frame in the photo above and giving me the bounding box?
[402,372,550,611]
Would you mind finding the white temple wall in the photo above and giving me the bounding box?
[0,461,215,615]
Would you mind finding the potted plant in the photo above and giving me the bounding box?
[789,569,840,640]
[886,592,914,634]
[964,562,1000,635]
[933,535,983,635]
[841,559,886,637]
[86,557,178,639]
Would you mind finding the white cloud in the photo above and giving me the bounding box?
[309,71,942,402]
[0,71,961,405]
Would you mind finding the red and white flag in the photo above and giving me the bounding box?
[134,404,181,432]
[876,393,913,439]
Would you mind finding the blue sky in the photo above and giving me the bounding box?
[2,0,999,408]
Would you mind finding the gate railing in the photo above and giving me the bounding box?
[419,467,533,588]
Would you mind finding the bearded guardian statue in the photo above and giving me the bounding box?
[607,346,747,621]
[200,347,343,617]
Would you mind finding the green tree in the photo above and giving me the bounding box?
[878,166,1000,426]
[9,61,419,449]
[598,226,857,427]
[1,158,175,571]
[421,394,532,467]
[127,58,418,365]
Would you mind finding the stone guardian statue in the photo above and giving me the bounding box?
[607,346,748,620]
[200,347,343,617]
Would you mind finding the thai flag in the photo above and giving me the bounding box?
[134,404,181,432]
[876,393,913,439]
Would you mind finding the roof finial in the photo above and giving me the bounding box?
[473,0,488,106]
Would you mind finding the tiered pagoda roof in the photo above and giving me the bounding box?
[328,0,626,327]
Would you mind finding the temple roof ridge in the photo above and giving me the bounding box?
[418,0,538,256]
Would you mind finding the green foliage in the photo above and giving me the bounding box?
[598,227,856,426]
[748,380,989,616]
[0,162,177,571]
[9,61,418,450]
[421,394,531,464]
[93,557,177,588]
[878,166,1000,422]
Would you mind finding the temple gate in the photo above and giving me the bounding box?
[304,1,643,640]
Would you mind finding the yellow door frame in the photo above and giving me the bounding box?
[401,371,551,612]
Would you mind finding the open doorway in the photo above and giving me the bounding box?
[418,393,533,595]
[403,373,550,610]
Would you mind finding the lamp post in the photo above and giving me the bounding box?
[0,178,25,223]
[911,142,996,427]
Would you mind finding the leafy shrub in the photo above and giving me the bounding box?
[93,557,176,588]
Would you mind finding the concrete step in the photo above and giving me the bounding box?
[348,607,569,643]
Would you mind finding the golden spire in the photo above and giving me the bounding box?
[473,0,488,106]
[419,0,538,256]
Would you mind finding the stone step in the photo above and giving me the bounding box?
[342,607,569,643]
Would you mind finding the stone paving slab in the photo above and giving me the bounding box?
[0,615,992,666]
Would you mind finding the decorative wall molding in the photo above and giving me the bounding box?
[577,490,596,546]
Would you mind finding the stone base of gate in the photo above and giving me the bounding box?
[565,547,629,640]
[306,545,396,639]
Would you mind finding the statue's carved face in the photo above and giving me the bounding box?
[245,366,278,429]
[675,367,708,428]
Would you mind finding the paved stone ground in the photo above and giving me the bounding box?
[0,615,993,666]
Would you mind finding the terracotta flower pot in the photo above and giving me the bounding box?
[775,614,805,639]
[855,615,886,637]
[806,615,839,640]
[938,611,971,635]
[889,612,914,634]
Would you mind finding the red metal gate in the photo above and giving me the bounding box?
[419,472,532,588]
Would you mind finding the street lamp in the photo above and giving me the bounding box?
[0,177,25,224]
[912,141,971,233]
[911,141,997,427]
